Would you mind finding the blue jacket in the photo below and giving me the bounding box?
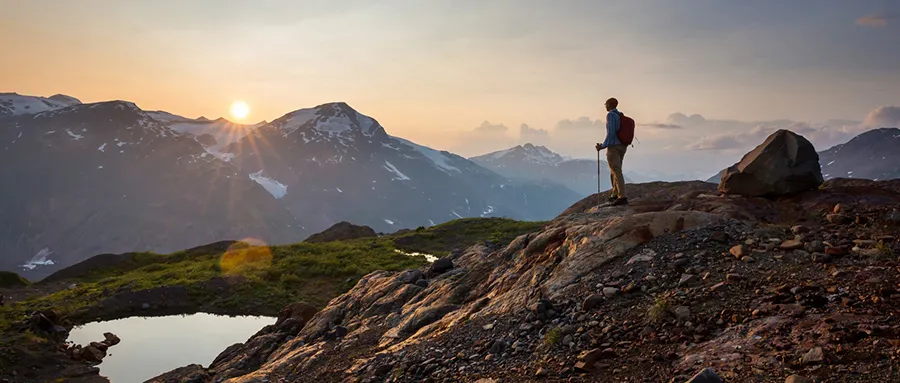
[603,108,621,147]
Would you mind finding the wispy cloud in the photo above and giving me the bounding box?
[863,106,900,127]
[473,121,509,133]
[640,123,682,129]
[856,13,896,27]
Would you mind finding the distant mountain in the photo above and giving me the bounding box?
[470,144,610,196]
[0,93,82,117]
[1,95,580,277]
[819,127,900,181]
[0,96,299,279]
[223,103,581,233]
[705,170,725,184]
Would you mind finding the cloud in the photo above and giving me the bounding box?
[519,123,551,144]
[686,135,742,150]
[685,119,866,152]
[666,113,707,126]
[856,13,896,27]
[640,123,682,129]
[863,106,900,127]
[473,121,509,133]
[555,117,604,131]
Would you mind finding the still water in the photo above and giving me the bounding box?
[68,313,275,383]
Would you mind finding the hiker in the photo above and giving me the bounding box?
[595,97,633,206]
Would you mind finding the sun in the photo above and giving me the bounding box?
[230,101,250,120]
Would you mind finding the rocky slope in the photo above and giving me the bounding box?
[222,103,581,233]
[470,144,612,196]
[0,98,300,279]
[151,176,900,382]
[819,127,900,182]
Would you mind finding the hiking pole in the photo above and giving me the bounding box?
[596,148,601,207]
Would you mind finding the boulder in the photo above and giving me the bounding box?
[428,258,454,275]
[686,367,724,383]
[801,347,825,365]
[103,332,121,346]
[81,345,106,362]
[718,130,823,197]
[275,302,318,328]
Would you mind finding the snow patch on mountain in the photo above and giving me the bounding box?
[392,137,461,174]
[65,129,84,140]
[383,160,411,181]
[21,248,55,270]
[249,170,288,199]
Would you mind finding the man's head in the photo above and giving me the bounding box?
[605,98,618,112]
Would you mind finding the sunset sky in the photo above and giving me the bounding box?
[3,0,899,176]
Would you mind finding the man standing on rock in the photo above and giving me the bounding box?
[596,97,629,206]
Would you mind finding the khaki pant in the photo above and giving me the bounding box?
[606,144,627,198]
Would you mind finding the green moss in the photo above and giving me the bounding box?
[0,271,29,288]
[543,327,561,347]
[391,218,547,256]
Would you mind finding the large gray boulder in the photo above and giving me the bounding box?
[719,129,823,197]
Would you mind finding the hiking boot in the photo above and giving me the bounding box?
[610,197,628,206]
[607,195,618,203]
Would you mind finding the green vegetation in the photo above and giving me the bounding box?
[0,271,29,288]
[543,326,561,347]
[647,295,670,324]
[1,217,546,332]
[392,218,547,256]
[875,240,894,259]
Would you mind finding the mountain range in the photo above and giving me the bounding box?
[0,93,580,279]
[469,143,628,196]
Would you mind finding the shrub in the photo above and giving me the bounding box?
[543,327,561,347]
[647,295,670,324]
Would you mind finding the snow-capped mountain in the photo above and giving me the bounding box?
[222,103,581,232]
[819,127,900,181]
[470,144,612,196]
[1,95,580,278]
[0,95,300,279]
[0,92,82,117]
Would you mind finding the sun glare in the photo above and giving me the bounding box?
[230,101,250,120]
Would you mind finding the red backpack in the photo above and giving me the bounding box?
[617,112,635,146]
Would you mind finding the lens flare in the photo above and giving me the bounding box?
[220,238,272,275]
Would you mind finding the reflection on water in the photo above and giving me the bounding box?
[394,249,438,262]
[68,313,274,383]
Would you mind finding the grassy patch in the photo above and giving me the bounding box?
[391,218,547,257]
[4,217,544,332]
[0,271,29,288]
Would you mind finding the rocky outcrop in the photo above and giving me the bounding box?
[304,221,377,243]
[719,129,823,197]
[152,179,900,383]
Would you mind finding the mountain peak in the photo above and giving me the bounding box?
[47,94,82,106]
[271,101,385,139]
[1,93,83,117]
[474,143,564,165]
